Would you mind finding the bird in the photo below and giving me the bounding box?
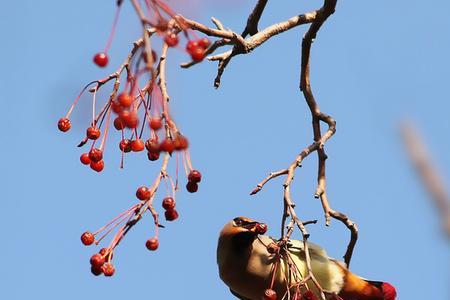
[217,216,397,300]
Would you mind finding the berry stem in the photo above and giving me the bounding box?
[120,128,125,169]
[93,204,139,236]
[175,152,180,190]
[92,87,98,125]
[94,100,111,130]
[182,151,189,177]
[99,104,112,150]
[137,90,151,138]
[147,204,160,237]
[269,259,279,290]
[95,212,131,245]
[66,81,97,118]
[103,5,122,54]
[185,150,194,171]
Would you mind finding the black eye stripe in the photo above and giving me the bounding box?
[233,217,247,226]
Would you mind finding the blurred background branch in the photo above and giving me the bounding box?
[401,121,450,239]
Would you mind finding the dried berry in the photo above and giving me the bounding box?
[136,186,151,200]
[162,197,176,210]
[80,153,91,165]
[93,52,109,67]
[186,181,198,193]
[87,126,101,140]
[88,148,103,163]
[81,231,95,246]
[90,160,104,172]
[57,118,71,132]
[164,208,179,221]
[119,139,132,153]
[102,263,115,277]
[131,139,145,152]
[255,223,268,235]
[188,170,202,183]
[146,237,159,251]
[264,289,277,300]
[90,253,105,268]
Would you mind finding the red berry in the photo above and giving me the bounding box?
[162,197,176,210]
[88,148,103,163]
[188,170,202,183]
[186,181,198,193]
[58,118,71,132]
[186,40,198,55]
[113,117,125,130]
[190,47,205,62]
[198,37,211,49]
[303,291,318,300]
[147,151,160,161]
[145,139,160,153]
[145,237,159,251]
[81,231,95,246]
[90,160,104,172]
[99,248,113,261]
[120,111,139,128]
[164,208,179,221]
[119,139,132,153]
[93,52,109,67]
[102,263,115,277]
[90,253,105,268]
[173,135,189,151]
[131,139,145,152]
[149,118,163,131]
[255,223,268,235]
[159,139,174,154]
[164,32,179,47]
[91,265,103,276]
[118,93,133,107]
[136,186,151,201]
[86,126,101,140]
[266,242,279,254]
[111,101,123,114]
[264,289,277,300]
[80,153,91,165]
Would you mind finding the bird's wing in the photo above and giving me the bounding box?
[287,239,330,262]
[230,288,252,300]
[286,239,346,294]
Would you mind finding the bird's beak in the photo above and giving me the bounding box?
[242,221,259,231]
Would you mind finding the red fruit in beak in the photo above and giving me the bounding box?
[255,223,268,234]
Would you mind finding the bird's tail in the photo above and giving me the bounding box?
[339,270,397,300]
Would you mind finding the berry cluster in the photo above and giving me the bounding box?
[59,0,210,276]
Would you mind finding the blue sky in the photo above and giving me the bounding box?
[1,1,449,299]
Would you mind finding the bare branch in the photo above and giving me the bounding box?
[241,0,268,37]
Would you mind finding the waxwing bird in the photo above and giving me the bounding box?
[217,217,397,300]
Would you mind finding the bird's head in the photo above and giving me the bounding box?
[220,216,268,239]
[381,282,397,300]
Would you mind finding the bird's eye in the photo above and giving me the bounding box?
[233,218,243,226]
